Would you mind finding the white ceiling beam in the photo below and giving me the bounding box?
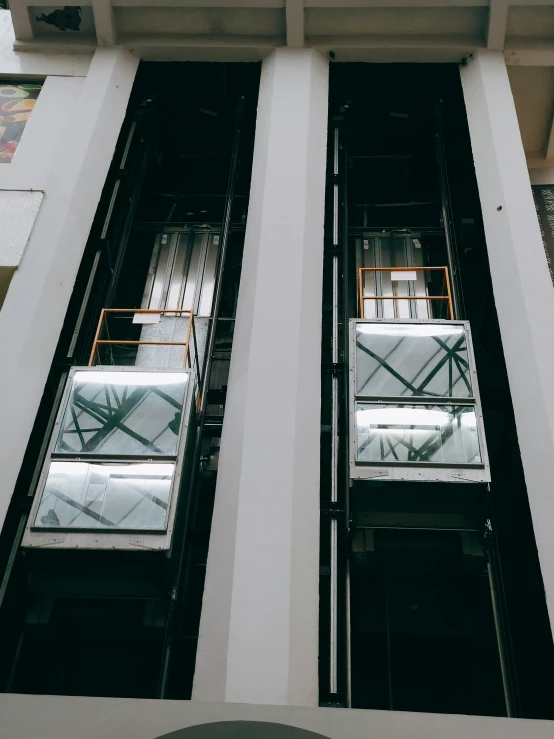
[9,3,34,41]
[511,0,554,5]
[505,40,554,65]
[306,0,485,5]
[120,33,282,47]
[487,0,508,50]
[92,0,117,45]
[543,112,554,163]
[309,32,483,49]
[13,37,98,53]
[25,0,92,4]
[286,0,304,46]
[113,0,282,5]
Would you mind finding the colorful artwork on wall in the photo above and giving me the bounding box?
[0,83,42,163]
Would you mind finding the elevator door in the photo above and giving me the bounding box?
[142,228,220,317]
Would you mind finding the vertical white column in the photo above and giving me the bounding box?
[461,51,554,635]
[193,48,329,706]
[0,48,138,531]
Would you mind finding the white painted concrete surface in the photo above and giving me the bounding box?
[2,693,554,739]
[193,48,328,707]
[0,47,138,534]
[0,190,42,266]
[461,50,554,636]
[0,11,91,76]
[0,76,86,192]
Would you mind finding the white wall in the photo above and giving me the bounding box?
[1,693,554,739]
[461,50,554,638]
[0,13,92,302]
[193,48,328,707]
[0,75,85,296]
[0,47,138,533]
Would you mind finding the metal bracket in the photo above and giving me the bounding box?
[364,469,390,479]
[320,693,346,708]
[450,472,474,482]
[322,362,344,376]
[321,501,344,517]
[324,241,343,256]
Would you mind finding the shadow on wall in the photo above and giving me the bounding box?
[156,722,332,739]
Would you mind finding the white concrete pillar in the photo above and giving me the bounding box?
[461,51,554,634]
[0,48,138,531]
[193,48,329,706]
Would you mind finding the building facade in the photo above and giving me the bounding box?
[1,1,554,737]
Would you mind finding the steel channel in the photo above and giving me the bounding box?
[67,249,102,359]
[487,560,513,717]
[345,560,352,707]
[434,103,462,319]
[329,125,340,696]
[199,100,243,412]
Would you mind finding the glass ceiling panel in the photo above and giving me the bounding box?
[55,371,188,456]
[355,322,472,398]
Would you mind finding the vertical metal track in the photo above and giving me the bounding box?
[340,106,353,710]
[345,559,352,707]
[157,99,244,698]
[199,98,243,415]
[486,529,515,717]
[68,110,153,362]
[434,101,463,320]
[104,116,153,312]
[329,126,340,696]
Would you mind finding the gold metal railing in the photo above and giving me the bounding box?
[358,266,454,320]
[88,308,196,369]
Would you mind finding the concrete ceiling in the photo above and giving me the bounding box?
[508,65,554,166]
[5,0,554,62]
[6,0,554,167]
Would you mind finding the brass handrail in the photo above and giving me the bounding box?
[88,308,195,369]
[358,266,454,320]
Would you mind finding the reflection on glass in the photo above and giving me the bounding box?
[34,461,174,530]
[356,323,472,398]
[55,371,188,456]
[356,403,481,465]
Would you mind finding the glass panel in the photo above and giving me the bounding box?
[0,83,42,163]
[355,403,481,465]
[34,461,174,530]
[55,371,188,455]
[356,322,472,398]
